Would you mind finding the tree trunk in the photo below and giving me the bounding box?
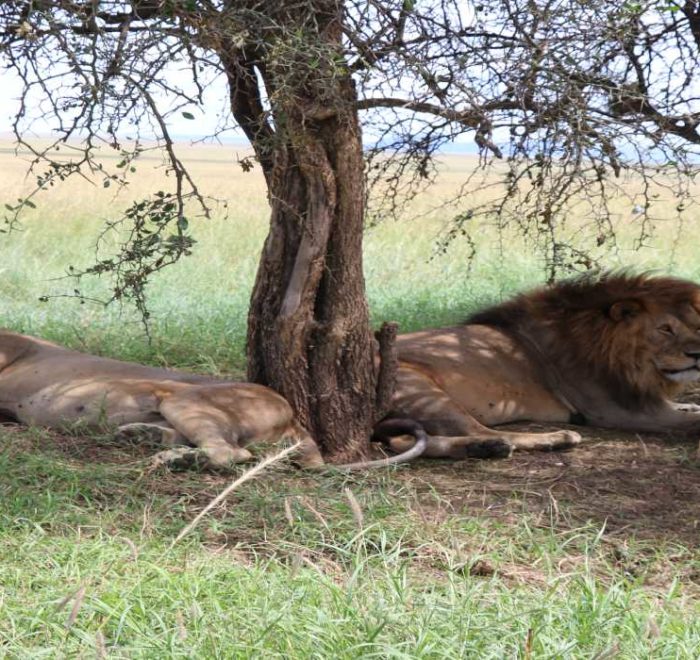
[246,112,375,461]
[222,4,380,461]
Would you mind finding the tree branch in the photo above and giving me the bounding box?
[221,46,276,181]
[374,321,398,423]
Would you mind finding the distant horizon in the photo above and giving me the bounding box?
[0,130,480,155]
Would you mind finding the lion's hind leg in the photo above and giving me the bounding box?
[116,421,214,470]
[391,369,581,459]
[156,385,325,470]
[156,391,255,470]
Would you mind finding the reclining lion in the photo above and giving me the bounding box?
[5,272,699,469]
[383,272,700,459]
[0,330,427,470]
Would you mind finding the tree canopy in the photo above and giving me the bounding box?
[2,2,699,284]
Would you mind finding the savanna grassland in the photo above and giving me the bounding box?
[0,140,699,658]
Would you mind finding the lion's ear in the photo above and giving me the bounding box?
[608,300,643,321]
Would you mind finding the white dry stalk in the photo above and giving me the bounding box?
[55,591,74,612]
[592,641,621,660]
[176,611,188,641]
[524,627,534,660]
[167,443,300,551]
[299,554,326,578]
[95,630,107,659]
[121,536,139,562]
[344,487,364,531]
[298,495,330,530]
[283,496,295,527]
[646,616,661,640]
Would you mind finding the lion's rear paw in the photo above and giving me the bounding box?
[149,447,207,471]
[549,430,582,450]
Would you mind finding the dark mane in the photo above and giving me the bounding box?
[467,271,700,409]
[469,271,700,328]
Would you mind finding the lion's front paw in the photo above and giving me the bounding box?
[530,429,582,451]
[674,402,700,414]
[510,429,582,452]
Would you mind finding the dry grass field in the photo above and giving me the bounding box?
[1,139,698,369]
[0,139,699,657]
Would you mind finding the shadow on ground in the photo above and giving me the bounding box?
[403,425,700,546]
[7,419,698,547]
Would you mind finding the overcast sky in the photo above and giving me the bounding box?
[0,64,249,143]
[0,63,476,152]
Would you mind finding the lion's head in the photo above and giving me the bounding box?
[469,272,700,408]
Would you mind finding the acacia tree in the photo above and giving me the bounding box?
[1,1,699,460]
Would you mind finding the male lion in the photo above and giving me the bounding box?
[382,272,700,459]
[0,330,426,470]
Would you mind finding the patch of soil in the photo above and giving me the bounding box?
[401,424,700,545]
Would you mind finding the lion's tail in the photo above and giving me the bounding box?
[335,418,428,471]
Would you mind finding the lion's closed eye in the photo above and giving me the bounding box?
[658,324,674,336]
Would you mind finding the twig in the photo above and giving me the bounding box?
[65,584,86,630]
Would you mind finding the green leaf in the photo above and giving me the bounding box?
[182,111,195,120]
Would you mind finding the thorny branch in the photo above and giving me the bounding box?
[356,1,700,277]
[1,0,700,317]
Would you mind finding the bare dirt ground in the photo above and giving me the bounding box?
[406,426,700,545]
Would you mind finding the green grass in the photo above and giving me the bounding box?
[1,430,698,658]
[0,143,699,657]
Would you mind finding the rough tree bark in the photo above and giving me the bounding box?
[221,3,382,461]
